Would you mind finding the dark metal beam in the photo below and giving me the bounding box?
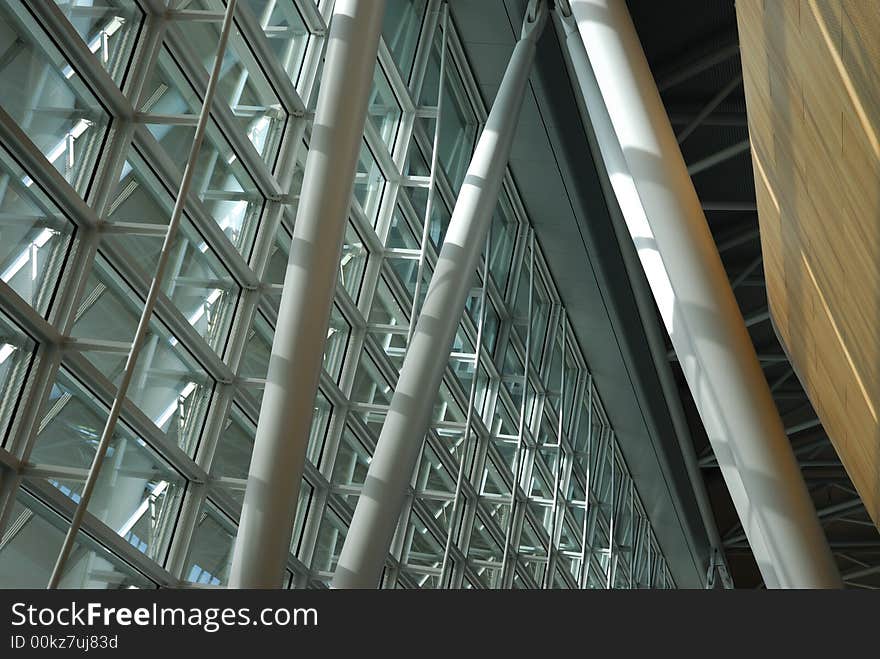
[687,139,751,175]
[656,35,740,91]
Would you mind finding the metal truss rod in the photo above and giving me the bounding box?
[724,499,864,546]
[46,0,239,590]
[669,111,747,128]
[687,139,751,176]
[702,201,757,212]
[676,72,743,144]
[228,0,387,589]
[744,306,770,328]
[332,0,548,589]
[731,255,763,290]
[656,37,740,91]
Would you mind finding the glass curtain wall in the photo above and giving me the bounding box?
[0,0,672,589]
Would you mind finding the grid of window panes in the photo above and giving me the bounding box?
[0,0,673,589]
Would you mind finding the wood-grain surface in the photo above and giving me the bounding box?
[738,0,880,528]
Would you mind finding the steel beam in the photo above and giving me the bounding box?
[687,139,751,175]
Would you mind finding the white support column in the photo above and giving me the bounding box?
[561,0,840,588]
[228,0,386,588]
[332,1,548,589]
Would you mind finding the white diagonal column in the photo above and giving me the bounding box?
[562,0,839,588]
[229,0,386,588]
[332,1,548,589]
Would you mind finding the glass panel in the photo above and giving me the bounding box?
[70,258,214,455]
[402,511,443,569]
[0,490,154,589]
[105,153,240,354]
[183,7,287,165]
[330,425,371,488]
[142,50,264,257]
[0,2,109,196]
[0,147,74,316]
[353,141,385,224]
[438,68,476,194]
[0,311,35,445]
[242,0,310,88]
[339,221,367,302]
[382,0,426,81]
[489,201,517,293]
[368,65,401,150]
[29,370,184,561]
[54,0,143,85]
[311,507,347,574]
[184,502,234,586]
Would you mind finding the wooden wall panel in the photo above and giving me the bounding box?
[737,0,880,528]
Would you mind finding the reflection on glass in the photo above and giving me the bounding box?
[0,311,35,445]
[382,0,426,82]
[70,258,214,455]
[353,141,385,224]
[0,490,154,588]
[30,370,184,562]
[0,2,109,196]
[54,0,143,85]
[368,65,401,150]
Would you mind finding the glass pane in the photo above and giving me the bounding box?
[0,490,154,589]
[311,507,347,574]
[438,69,476,194]
[183,8,287,165]
[330,425,371,488]
[0,2,109,196]
[382,0,426,81]
[368,65,401,150]
[142,50,264,257]
[106,153,240,354]
[208,404,254,511]
[29,370,184,561]
[353,141,385,224]
[339,221,367,302]
[0,311,35,445]
[54,0,143,85]
[243,0,310,88]
[0,147,74,319]
[70,258,214,455]
[184,502,234,586]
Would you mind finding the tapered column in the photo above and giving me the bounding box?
[562,0,839,587]
[229,0,386,588]
[332,2,548,589]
